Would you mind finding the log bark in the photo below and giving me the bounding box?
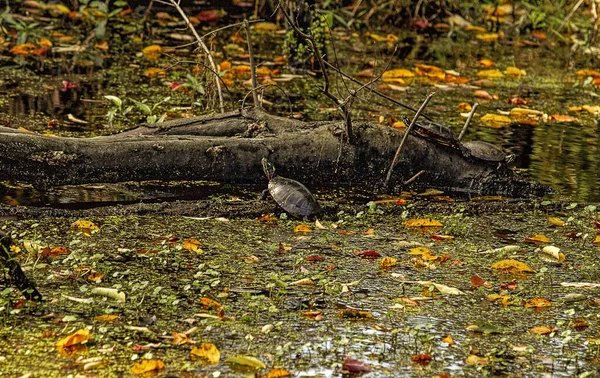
[0,108,549,196]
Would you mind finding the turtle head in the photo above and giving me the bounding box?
[261,158,275,180]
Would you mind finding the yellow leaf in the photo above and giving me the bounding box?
[478,59,494,67]
[142,45,162,60]
[465,354,489,365]
[379,257,397,270]
[477,69,504,78]
[294,224,312,233]
[476,32,501,42]
[182,238,203,253]
[382,68,415,79]
[549,114,579,123]
[94,314,119,321]
[408,247,433,256]
[525,234,550,244]
[37,38,53,47]
[263,368,292,378]
[402,218,443,227]
[480,114,512,128]
[191,343,220,364]
[548,217,564,226]
[441,334,454,345]
[465,25,487,33]
[253,22,279,31]
[172,331,195,345]
[131,359,165,375]
[143,67,167,78]
[366,32,398,43]
[71,219,99,234]
[530,325,554,335]
[225,355,266,369]
[593,235,600,245]
[510,107,544,117]
[491,259,535,273]
[504,66,526,77]
[47,4,70,14]
[55,329,92,348]
[486,294,512,306]
[414,64,445,80]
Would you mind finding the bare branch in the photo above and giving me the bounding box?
[458,103,478,141]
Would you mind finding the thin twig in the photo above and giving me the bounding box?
[384,93,435,188]
[244,19,260,108]
[240,83,294,117]
[403,170,425,186]
[458,103,478,141]
[322,60,433,121]
[280,4,354,143]
[165,0,224,113]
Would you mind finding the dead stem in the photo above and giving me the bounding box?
[458,103,478,141]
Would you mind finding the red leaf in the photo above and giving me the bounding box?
[353,250,381,259]
[594,221,600,230]
[305,255,325,262]
[342,356,371,372]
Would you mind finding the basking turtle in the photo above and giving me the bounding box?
[261,158,320,218]
[463,140,515,168]
[401,115,468,155]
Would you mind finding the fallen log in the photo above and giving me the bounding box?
[0,108,549,196]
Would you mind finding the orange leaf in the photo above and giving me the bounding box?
[473,89,494,100]
[478,59,494,67]
[263,368,292,378]
[142,45,162,60]
[470,275,486,287]
[476,32,501,42]
[253,22,279,31]
[55,329,92,348]
[172,331,195,345]
[576,69,600,78]
[525,234,550,244]
[414,64,445,80]
[131,360,165,375]
[524,297,552,309]
[549,114,579,123]
[530,325,555,335]
[10,43,38,56]
[200,297,222,311]
[143,68,167,78]
[411,354,432,364]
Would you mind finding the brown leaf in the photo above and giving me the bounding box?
[354,250,381,259]
[342,356,371,372]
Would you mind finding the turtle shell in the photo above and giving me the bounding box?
[268,176,320,217]
[463,141,513,163]
[402,116,459,145]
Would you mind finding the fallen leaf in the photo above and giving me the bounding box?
[342,356,371,372]
[131,359,165,374]
[476,32,501,42]
[55,329,92,348]
[305,255,325,261]
[412,354,432,364]
[71,219,99,234]
[403,218,443,227]
[529,325,555,335]
[465,355,489,365]
[525,234,550,244]
[182,238,203,253]
[441,334,454,345]
[354,250,381,259]
[541,245,564,261]
[199,297,222,311]
[142,45,162,60]
[576,69,600,78]
[172,331,195,345]
[337,308,374,319]
[379,257,397,270]
[548,217,565,226]
[225,355,266,369]
[477,69,504,78]
[423,282,465,295]
[294,224,312,233]
[291,278,314,285]
[504,66,526,77]
[524,297,552,309]
[491,259,535,273]
[94,314,119,321]
[478,59,494,67]
[262,368,292,378]
[480,114,512,127]
[549,114,579,123]
[474,89,494,99]
[191,343,220,364]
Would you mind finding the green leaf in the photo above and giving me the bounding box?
[225,355,265,369]
[104,95,122,108]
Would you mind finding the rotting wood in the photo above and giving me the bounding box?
[0,108,550,196]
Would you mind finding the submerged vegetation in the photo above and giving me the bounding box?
[1,0,600,376]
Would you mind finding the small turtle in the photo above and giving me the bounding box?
[401,115,468,155]
[261,158,320,218]
[463,140,515,168]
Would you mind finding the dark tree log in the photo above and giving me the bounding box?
[0,108,548,196]
[0,231,42,301]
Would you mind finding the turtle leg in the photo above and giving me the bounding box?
[259,189,269,200]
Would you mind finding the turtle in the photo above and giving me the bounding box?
[261,158,321,218]
[463,140,515,168]
[401,115,468,155]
